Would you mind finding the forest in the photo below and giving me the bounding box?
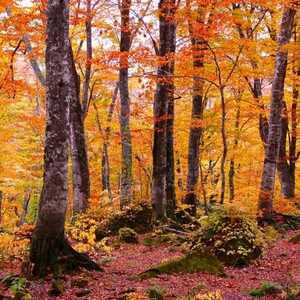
[1,0,300,298]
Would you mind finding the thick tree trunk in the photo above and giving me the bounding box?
[258,8,296,223]
[18,190,31,226]
[119,0,133,208]
[30,0,99,277]
[152,0,176,220]
[184,4,205,215]
[69,48,90,215]
[165,0,177,218]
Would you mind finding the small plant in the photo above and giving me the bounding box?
[1,274,31,299]
[191,290,223,300]
[147,285,165,300]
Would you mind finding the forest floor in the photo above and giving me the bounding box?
[0,231,300,300]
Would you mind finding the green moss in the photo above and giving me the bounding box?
[192,212,262,266]
[119,227,138,243]
[289,232,300,243]
[249,282,282,297]
[139,253,224,279]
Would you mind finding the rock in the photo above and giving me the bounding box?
[192,212,262,267]
[71,278,89,288]
[249,282,283,297]
[95,202,152,241]
[119,227,138,243]
[75,288,91,297]
[147,286,165,300]
[48,279,65,297]
[289,232,300,243]
[95,228,107,241]
[139,253,224,279]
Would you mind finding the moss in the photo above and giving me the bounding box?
[147,286,165,300]
[119,227,138,243]
[192,212,262,267]
[143,232,186,247]
[289,232,300,243]
[95,202,152,241]
[249,282,282,297]
[139,253,224,279]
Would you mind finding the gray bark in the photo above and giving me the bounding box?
[18,189,31,226]
[258,8,296,222]
[30,0,98,276]
[152,0,177,220]
[119,0,133,208]
[184,4,205,215]
[30,0,71,274]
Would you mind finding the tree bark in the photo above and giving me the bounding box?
[184,4,205,215]
[0,191,2,224]
[82,0,92,117]
[69,47,90,215]
[119,0,133,208]
[165,0,177,218]
[258,7,296,223]
[152,0,176,220]
[18,189,31,226]
[228,95,240,202]
[30,0,99,277]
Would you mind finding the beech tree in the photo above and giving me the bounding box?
[258,7,296,222]
[29,0,99,276]
[152,0,177,220]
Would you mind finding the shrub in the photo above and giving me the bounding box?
[191,211,263,266]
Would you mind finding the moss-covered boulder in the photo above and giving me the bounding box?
[192,212,262,267]
[95,202,152,241]
[289,232,300,243]
[119,227,138,243]
[139,253,224,279]
[249,282,283,297]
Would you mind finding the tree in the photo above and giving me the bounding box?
[152,0,177,220]
[119,0,133,208]
[184,0,206,215]
[258,7,296,223]
[29,0,99,276]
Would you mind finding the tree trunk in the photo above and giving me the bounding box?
[18,190,31,226]
[69,47,90,215]
[184,3,205,215]
[0,191,2,224]
[228,95,241,201]
[219,87,227,204]
[82,0,92,117]
[258,7,296,223]
[152,0,176,220]
[30,0,99,277]
[165,0,177,218]
[119,0,133,208]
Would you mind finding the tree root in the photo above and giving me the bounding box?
[29,234,102,278]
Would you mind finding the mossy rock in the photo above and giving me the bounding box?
[95,202,152,241]
[289,232,300,243]
[249,282,282,297]
[139,253,224,279]
[119,227,138,243]
[261,213,300,231]
[192,212,262,267]
[143,232,187,247]
[147,286,165,300]
[48,279,65,297]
